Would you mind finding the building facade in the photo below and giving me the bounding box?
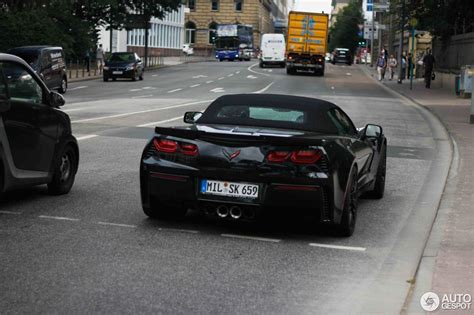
[330,0,350,28]
[98,5,186,56]
[184,0,288,54]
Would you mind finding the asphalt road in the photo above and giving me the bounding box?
[0,61,449,314]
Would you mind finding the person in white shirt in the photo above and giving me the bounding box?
[96,44,104,70]
[388,54,398,80]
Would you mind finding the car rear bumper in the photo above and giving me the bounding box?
[140,161,334,222]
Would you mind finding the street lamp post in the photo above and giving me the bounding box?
[397,0,405,83]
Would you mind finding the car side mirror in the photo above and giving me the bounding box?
[0,95,11,113]
[184,111,203,124]
[50,91,65,107]
[360,124,383,140]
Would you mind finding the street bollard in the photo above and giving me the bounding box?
[470,80,474,124]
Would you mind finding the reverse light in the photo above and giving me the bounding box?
[290,150,322,164]
[153,139,178,153]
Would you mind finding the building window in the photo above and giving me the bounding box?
[211,0,219,11]
[188,0,195,11]
[185,21,196,44]
[235,0,243,11]
[208,22,217,44]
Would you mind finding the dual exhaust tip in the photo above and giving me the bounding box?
[206,204,255,220]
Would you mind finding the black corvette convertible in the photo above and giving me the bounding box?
[140,94,386,236]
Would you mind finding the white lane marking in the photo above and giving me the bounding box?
[72,100,213,123]
[68,86,88,91]
[248,63,271,77]
[142,87,156,90]
[137,116,182,127]
[210,87,225,93]
[132,94,153,99]
[152,74,158,77]
[167,88,182,93]
[236,71,241,74]
[221,234,281,243]
[266,69,273,72]
[190,84,201,88]
[227,73,234,77]
[39,215,80,222]
[0,211,21,215]
[159,228,199,234]
[309,243,367,252]
[76,135,99,141]
[192,75,208,78]
[129,88,142,92]
[206,80,214,84]
[63,107,87,112]
[247,75,258,79]
[218,77,225,80]
[253,82,274,94]
[97,221,137,228]
[346,72,352,76]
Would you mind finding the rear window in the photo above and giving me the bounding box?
[109,53,135,62]
[216,105,306,124]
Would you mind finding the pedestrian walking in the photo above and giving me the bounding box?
[422,49,435,88]
[84,49,90,72]
[398,53,407,83]
[381,48,388,79]
[388,54,397,80]
[376,52,386,81]
[96,44,104,71]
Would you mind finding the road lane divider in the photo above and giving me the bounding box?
[167,88,182,93]
[68,86,88,91]
[190,84,201,88]
[206,80,214,84]
[63,107,88,113]
[97,222,137,228]
[0,211,21,215]
[247,63,271,77]
[218,77,225,80]
[309,243,366,252]
[39,215,80,222]
[71,100,214,123]
[221,233,281,243]
[227,73,234,77]
[137,116,182,127]
[76,135,99,141]
[253,82,274,94]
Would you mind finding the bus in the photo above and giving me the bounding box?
[215,24,253,62]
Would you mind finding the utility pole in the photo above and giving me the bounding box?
[377,11,382,62]
[397,0,405,83]
[370,7,375,67]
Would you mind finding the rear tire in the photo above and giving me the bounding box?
[48,145,77,195]
[139,70,144,80]
[58,77,67,94]
[336,170,358,237]
[259,61,264,68]
[143,197,187,220]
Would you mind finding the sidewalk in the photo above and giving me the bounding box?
[364,67,473,314]
[68,56,189,83]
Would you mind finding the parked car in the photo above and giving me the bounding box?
[331,48,352,65]
[182,44,194,56]
[103,52,144,82]
[0,53,79,196]
[7,46,68,94]
[140,94,387,237]
[238,44,252,61]
[259,33,286,68]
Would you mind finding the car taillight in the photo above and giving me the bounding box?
[180,143,198,156]
[290,150,322,164]
[267,149,322,164]
[288,56,293,60]
[153,139,178,153]
[267,151,290,162]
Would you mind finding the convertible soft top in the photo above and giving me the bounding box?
[198,94,341,134]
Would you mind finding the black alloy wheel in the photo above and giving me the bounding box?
[58,77,67,94]
[337,172,358,237]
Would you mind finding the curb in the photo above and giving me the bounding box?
[358,65,454,315]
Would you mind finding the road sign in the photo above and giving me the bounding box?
[366,4,373,11]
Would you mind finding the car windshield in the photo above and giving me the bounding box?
[215,37,239,49]
[13,52,39,66]
[108,53,135,62]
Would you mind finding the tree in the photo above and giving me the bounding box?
[328,0,364,53]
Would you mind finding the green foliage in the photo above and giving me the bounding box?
[0,0,182,59]
[328,0,364,53]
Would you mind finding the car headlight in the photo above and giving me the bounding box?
[125,66,134,71]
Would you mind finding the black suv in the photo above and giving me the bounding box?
[331,48,353,65]
[0,53,78,196]
[7,46,68,94]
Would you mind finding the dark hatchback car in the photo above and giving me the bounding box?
[332,48,352,65]
[7,46,68,94]
[103,52,144,82]
[0,53,78,196]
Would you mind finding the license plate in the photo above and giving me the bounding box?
[200,180,259,199]
[112,71,123,75]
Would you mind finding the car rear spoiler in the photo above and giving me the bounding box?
[154,126,326,146]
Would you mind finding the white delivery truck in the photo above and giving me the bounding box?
[259,33,286,68]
